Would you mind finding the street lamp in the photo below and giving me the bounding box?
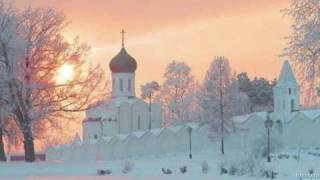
[187,127,192,159]
[264,112,274,163]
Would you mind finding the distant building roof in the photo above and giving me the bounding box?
[276,60,297,87]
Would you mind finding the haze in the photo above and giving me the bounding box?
[15,0,290,88]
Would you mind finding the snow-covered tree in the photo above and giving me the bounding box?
[198,57,249,155]
[0,0,18,162]
[141,81,160,129]
[159,60,197,125]
[282,0,320,105]
[0,5,108,162]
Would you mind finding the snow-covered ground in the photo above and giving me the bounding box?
[1,148,319,180]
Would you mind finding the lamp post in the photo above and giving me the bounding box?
[264,112,274,163]
[187,127,192,159]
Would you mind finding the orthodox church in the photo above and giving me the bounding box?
[47,33,320,160]
[82,31,161,141]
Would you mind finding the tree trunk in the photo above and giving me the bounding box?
[148,95,152,129]
[219,87,225,155]
[0,126,6,162]
[22,124,35,162]
[220,97,225,155]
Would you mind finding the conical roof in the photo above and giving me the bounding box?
[276,60,297,86]
[109,47,137,73]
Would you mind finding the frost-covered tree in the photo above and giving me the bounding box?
[159,60,197,125]
[283,0,320,105]
[0,0,18,162]
[199,57,249,155]
[141,81,160,129]
[0,5,108,162]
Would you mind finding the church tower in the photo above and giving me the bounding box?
[109,29,137,98]
[273,60,299,122]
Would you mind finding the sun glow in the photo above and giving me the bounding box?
[56,64,75,84]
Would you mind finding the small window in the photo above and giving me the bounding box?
[120,79,123,91]
[289,88,292,95]
[112,79,115,91]
[128,79,131,92]
[291,99,295,111]
[94,134,98,139]
[138,116,141,130]
[276,120,283,133]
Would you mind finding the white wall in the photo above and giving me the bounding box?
[47,123,212,161]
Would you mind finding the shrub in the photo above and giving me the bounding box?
[278,154,290,159]
[229,165,238,176]
[97,169,112,175]
[179,166,187,174]
[122,161,134,174]
[309,169,314,175]
[201,161,209,174]
[220,165,228,175]
[161,168,172,174]
[261,169,278,179]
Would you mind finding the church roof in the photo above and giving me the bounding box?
[109,47,137,73]
[276,60,297,86]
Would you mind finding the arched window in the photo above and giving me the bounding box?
[289,88,292,95]
[94,134,98,139]
[138,116,141,130]
[128,79,131,92]
[276,120,283,133]
[120,79,123,91]
[112,79,115,91]
[291,99,295,111]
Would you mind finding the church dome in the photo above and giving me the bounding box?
[109,47,137,73]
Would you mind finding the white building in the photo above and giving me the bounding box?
[48,56,320,161]
[231,60,320,149]
[82,39,162,141]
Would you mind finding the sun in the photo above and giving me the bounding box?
[55,64,75,84]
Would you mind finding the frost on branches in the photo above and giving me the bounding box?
[141,81,160,129]
[283,0,320,105]
[0,3,108,162]
[159,60,199,125]
[198,57,249,154]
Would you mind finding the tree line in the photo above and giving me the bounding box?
[141,57,276,155]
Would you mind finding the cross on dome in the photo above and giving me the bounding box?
[121,29,125,48]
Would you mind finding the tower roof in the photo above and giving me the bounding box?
[109,29,137,73]
[276,60,297,86]
[109,47,137,73]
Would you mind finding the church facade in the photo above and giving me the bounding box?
[82,40,161,141]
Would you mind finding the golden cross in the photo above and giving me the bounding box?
[121,29,125,48]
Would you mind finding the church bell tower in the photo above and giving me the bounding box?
[273,60,299,122]
[109,29,137,98]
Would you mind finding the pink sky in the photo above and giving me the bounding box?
[16,0,290,88]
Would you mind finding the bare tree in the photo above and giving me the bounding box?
[141,81,160,129]
[0,5,108,162]
[282,0,320,105]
